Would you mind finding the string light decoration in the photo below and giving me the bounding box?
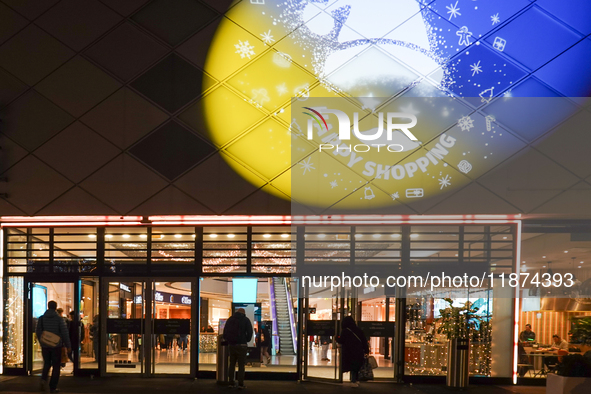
[405,296,493,377]
[3,277,24,368]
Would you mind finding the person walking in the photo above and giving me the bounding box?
[223,308,253,389]
[90,315,99,362]
[260,326,271,365]
[36,301,71,393]
[337,316,369,388]
[67,311,84,363]
[56,308,69,368]
[320,334,331,361]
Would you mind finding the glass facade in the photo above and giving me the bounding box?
[1,220,529,382]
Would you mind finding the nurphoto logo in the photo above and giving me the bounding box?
[303,106,418,153]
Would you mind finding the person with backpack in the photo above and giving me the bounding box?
[337,316,369,388]
[35,301,71,393]
[223,308,253,389]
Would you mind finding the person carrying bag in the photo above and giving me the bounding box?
[337,316,370,387]
[35,301,71,393]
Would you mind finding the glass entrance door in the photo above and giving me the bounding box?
[102,278,195,377]
[104,280,146,375]
[302,285,348,382]
[30,282,75,375]
[151,280,193,375]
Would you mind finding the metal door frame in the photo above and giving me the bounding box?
[25,278,78,376]
[301,285,345,383]
[100,277,197,378]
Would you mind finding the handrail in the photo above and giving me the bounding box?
[284,279,297,354]
[269,278,280,355]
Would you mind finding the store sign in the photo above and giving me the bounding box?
[119,283,131,292]
[134,293,191,305]
[107,318,142,334]
[154,319,191,335]
[155,291,192,305]
[358,321,395,338]
[307,320,336,336]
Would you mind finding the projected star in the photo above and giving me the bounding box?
[446,1,461,20]
[299,157,315,175]
[276,83,288,96]
[491,13,500,25]
[470,61,483,76]
[438,174,452,190]
[260,30,275,45]
[330,180,338,188]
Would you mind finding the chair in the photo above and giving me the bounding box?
[517,343,534,377]
[517,362,534,377]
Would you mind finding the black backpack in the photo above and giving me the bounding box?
[223,316,241,343]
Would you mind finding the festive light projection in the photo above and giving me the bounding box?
[202,0,591,210]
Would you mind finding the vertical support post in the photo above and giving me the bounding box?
[246,226,252,274]
[384,297,390,360]
[144,280,152,377]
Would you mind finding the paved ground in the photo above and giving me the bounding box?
[0,376,546,394]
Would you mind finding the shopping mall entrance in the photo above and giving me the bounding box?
[102,278,197,377]
[27,278,100,377]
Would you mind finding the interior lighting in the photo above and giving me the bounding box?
[542,256,546,258]
[209,234,218,238]
[140,234,147,239]
[317,234,326,238]
[88,234,96,239]
[105,234,113,239]
[281,233,290,238]
[227,234,236,238]
[122,234,130,239]
[372,234,382,238]
[263,234,272,238]
[174,234,182,238]
[391,234,401,238]
[564,250,569,253]
[410,233,419,239]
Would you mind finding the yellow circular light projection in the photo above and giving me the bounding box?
[201,1,521,210]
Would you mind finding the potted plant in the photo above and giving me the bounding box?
[570,316,591,355]
[436,298,481,388]
[547,354,591,394]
